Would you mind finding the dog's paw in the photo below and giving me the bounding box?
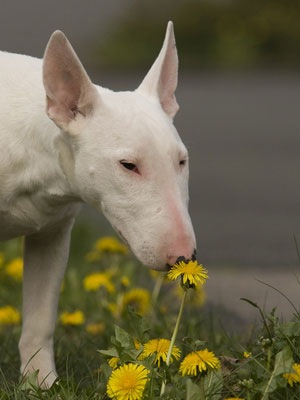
[20,366,58,389]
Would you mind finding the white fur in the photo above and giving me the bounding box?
[0,22,196,386]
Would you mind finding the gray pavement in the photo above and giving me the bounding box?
[205,266,300,328]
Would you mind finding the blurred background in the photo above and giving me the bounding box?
[1,0,300,323]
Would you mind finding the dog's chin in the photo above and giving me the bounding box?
[147,264,170,272]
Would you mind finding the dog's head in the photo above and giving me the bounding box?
[43,22,196,270]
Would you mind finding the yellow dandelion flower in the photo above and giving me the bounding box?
[122,288,150,315]
[283,363,300,387]
[134,339,141,350]
[190,285,206,306]
[107,340,140,370]
[86,322,105,335]
[293,363,300,375]
[179,349,220,376]
[175,284,206,307]
[107,303,118,316]
[149,270,161,279]
[5,258,23,281]
[0,252,4,267]
[243,351,251,359]
[109,357,121,370]
[96,237,128,255]
[0,305,20,325]
[160,306,167,314]
[121,276,130,287]
[83,272,115,293]
[139,338,181,367]
[167,260,208,287]
[149,270,166,280]
[85,250,101,262]
[284,372,300,387]
[60,310,85,326]
[224,398,245,400]
[107,363,149,400]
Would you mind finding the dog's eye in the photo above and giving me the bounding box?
[120,160,139,174]
[179,159,186,167]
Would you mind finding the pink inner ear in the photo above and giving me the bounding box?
[45,65,82,116]
[158,35,179,118]
[45,83,81,126]
[159,68,178,118]
[46,96,74,126]
[43,31,97,128]
[137,22,179,119]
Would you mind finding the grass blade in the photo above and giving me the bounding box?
[255,279,300,319]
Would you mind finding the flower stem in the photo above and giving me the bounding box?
[152,275,164,306]
[200,378,206,399]
[267,347,271,371]
[149,366,155,398]
[160,289,187,396]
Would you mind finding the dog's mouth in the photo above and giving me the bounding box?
[166,249,197,270]
[115,228,197,272]
[117,229,131,250]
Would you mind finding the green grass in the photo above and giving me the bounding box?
[0,223,300,399]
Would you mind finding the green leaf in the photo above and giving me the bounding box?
[110,336,119,347]
[19,370,39,391]
[120,348,143,363]
[140,354,156,370]
[114,325,132,348]
[186,378,203,400]
[127,307,151,340]
[194,340,207,348]
[98,348,119,358]
[100,363,113,380]
[280,321,300,338]
[203,369,223,400]
[240,297,260,309]
[259,346,294,399]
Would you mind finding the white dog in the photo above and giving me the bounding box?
[0,22,196,386]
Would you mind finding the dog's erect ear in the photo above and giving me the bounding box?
[43,31,99,131]
[137,21,179,119]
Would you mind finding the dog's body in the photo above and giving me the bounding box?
[0,51,81,240]
[0,22,196,386]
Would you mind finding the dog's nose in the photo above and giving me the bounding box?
[167,248,197,267]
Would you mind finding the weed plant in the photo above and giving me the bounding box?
[0,223,299,399]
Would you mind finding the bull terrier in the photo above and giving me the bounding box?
[0,21,196,386]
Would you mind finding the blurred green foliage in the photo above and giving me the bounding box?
[94,0,300,70]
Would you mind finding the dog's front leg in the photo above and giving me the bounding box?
[19,218,75,387]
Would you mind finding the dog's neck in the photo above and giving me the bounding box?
[8,119,80,211]
[52,133,82,205]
